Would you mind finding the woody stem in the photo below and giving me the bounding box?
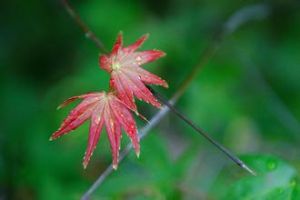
[60,1,270,199]
[61,0,108,53]
[148,86,256,176]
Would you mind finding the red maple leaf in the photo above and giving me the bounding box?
[50,92,140,169]
[99,33,168,111]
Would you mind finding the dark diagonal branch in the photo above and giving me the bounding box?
[149,87,256,176]
[62,0,108,53]
[60,1,270,199]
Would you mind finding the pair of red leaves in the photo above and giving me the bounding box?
[50,33,168,169]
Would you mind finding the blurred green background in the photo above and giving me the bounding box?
[1,0,300,199]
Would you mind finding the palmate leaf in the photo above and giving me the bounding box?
[99,33,168,111]
[51,33,169,170]
[50,92,140,169]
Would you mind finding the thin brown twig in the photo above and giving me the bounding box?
[149,87,256,176]
[60,1,270,199]
[61,0,108,53]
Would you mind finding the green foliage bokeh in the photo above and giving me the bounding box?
[1,0,300,199]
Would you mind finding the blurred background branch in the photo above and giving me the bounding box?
[73,3,271,200]
[2,0,300,199]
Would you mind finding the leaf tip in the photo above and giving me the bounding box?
[112,164,118,170]
[83,162,88,170]
[162,82,169,88]
[144,33,150,40]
